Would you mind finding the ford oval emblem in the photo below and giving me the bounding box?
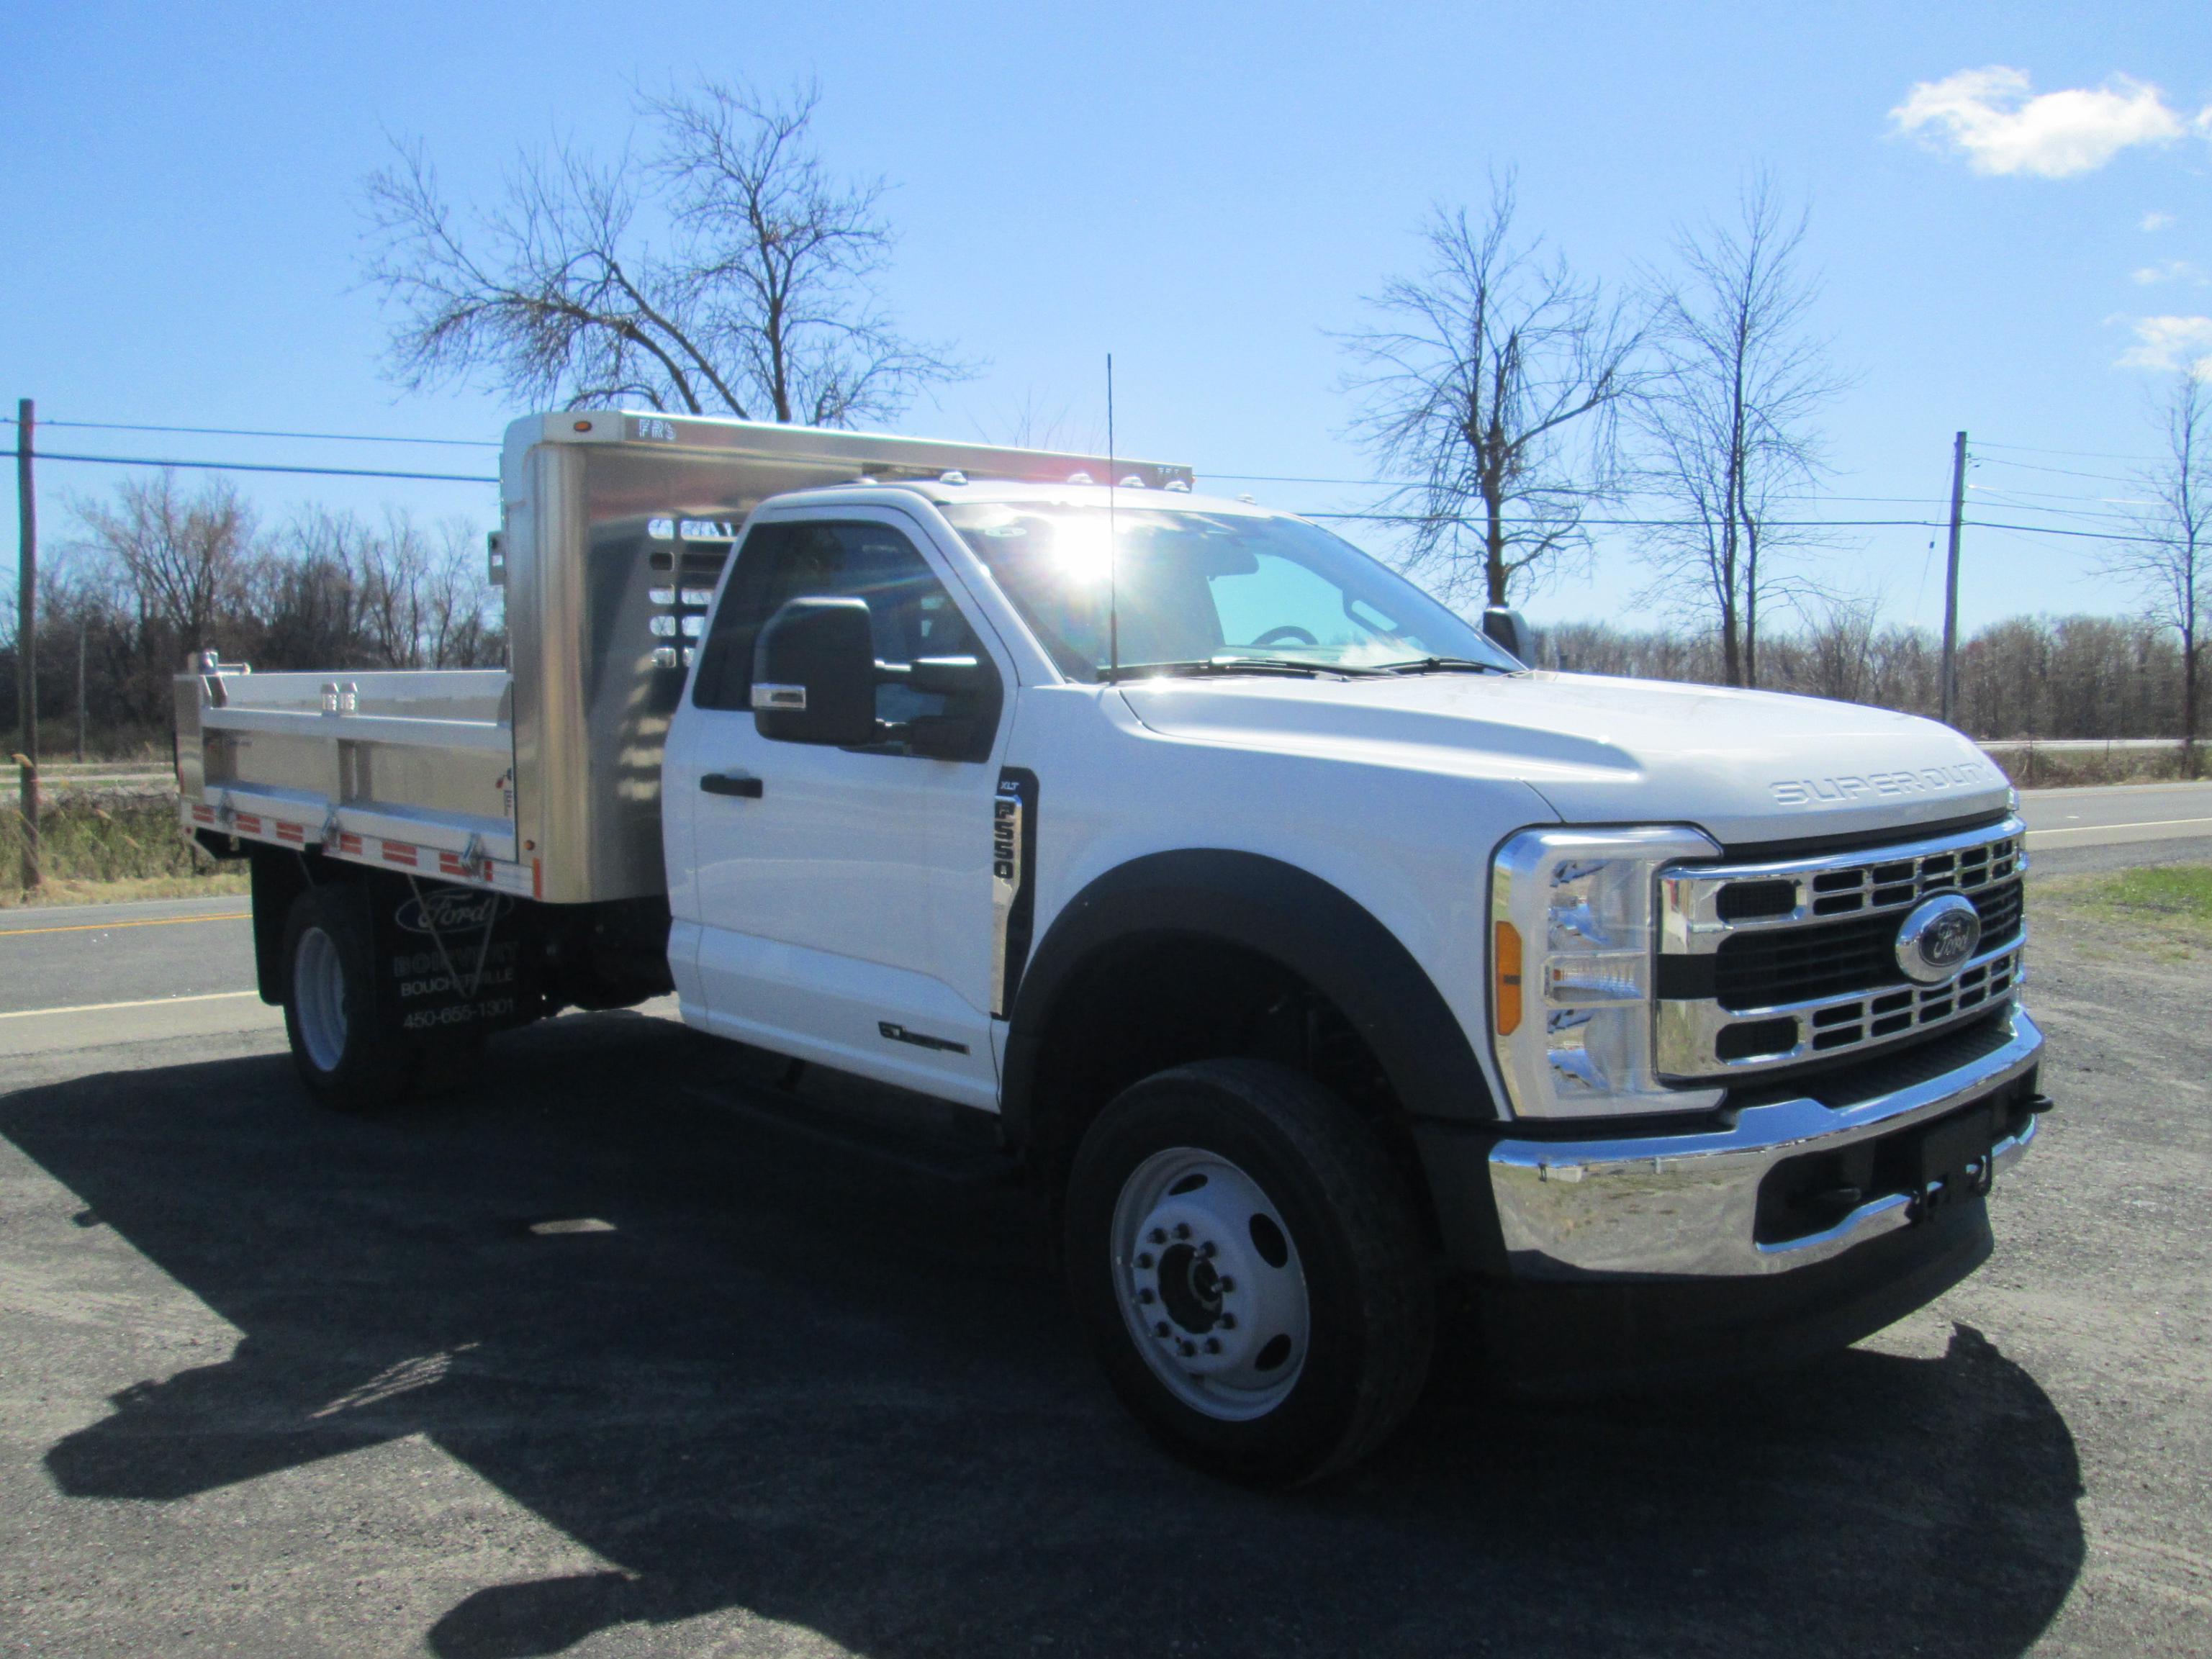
[395,890,511,936]
[1894,893,1982,985]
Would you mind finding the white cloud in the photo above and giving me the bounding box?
[2134,260,2206,286]
[2118,315,2212,378]
[1891,66,2188,177]
[2141,211,2177,231]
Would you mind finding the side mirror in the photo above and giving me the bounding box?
[752,597,879,746]
[1481,606,1536,668]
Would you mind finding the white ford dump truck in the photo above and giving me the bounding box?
[176,411,2047,1481]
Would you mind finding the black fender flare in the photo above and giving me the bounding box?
[1001,848,1499,1143]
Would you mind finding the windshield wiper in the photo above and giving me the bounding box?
[1109,656,1382,682]
[1378,656,1517,677]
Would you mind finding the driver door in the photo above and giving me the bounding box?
[664,510,1010,1109]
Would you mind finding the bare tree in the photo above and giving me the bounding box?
[420,518,502,669]
[2100,371,2210,772]
[972,387,1098,453]
[361,81,967,425]
[1634,178,1842,686]
[257,509,501,671]
[68,472,259,724]
[1340,176,1646,606]
[76,472,255,651]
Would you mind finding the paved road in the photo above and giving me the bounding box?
[4,877,2209,1653]
[1,795,2209,1654]
[2017,781,2212,851]
[0,895,268,1059]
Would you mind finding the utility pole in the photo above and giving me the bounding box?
[1939,430,1967,730]
[14,397,36,892]
[76,618,86,764]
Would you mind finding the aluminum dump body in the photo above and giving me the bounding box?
[176,411,1191,902]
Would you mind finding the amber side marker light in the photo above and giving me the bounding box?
[1494,921,1522,1035]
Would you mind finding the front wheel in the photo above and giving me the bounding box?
[1065,1059,1435,1483]
[281,883,420,1111]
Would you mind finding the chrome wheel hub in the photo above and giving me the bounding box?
[294,925,348,1074]
[1111,1147,1309,1421]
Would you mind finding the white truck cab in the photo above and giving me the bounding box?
[177,412,2046,1481]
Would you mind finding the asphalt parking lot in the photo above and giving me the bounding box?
[1,825,2208,1654]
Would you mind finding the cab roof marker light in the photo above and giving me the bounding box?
[1066,471,1095,485]
[939,469,967,486]
[1118,474,1146,488]
[1163,477,1191,492]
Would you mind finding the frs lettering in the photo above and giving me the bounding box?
[1770,762,1990,808]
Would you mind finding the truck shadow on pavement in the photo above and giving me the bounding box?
[11,1011,2084,1658]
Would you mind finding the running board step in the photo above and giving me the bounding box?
[681,1067,1016,1188]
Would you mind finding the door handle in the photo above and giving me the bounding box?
[700,772,764,799]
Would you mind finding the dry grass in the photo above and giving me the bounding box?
[0,872,250,910]
[1987,749,2206,789]
[0,787,243,905]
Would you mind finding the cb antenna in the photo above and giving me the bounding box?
[1106,353,1119,683]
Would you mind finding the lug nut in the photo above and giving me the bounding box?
[1218,1312,1237,1329]
[1197,1240,1216,1260]
[1204,1337,1222,1355]
[1135,1252,1153,1270]
[1172,1223,1191,1240]
[1155,1321,1170,1338]
[1149,1228,1167,1245]
[1216,1277,1236,1294]
[1137,1288,1155,1305]
[1177,1339,1196,1357]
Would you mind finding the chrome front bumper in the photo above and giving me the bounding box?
[1487,1007,2042,1281]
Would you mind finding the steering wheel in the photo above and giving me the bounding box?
[1250,625,1319,648]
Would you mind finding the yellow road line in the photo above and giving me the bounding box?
[2026,817,2212,841]
[0,989,263,1021]
[0,911,250,938]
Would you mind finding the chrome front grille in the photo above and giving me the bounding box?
[1655,817,2027,1081]
[1712,876,2023,1010]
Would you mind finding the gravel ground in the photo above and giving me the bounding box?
[0,866,2206,1657]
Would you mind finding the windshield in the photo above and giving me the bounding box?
[941,502,1519,682]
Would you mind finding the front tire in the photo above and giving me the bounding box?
[1065,1059,1435,1483]
[281,883,420,1111]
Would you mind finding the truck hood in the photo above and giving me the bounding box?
[1116,670,2009,849]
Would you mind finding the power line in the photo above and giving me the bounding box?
[1971,482,2149,508]
[1304,508,2153,543]
[1974,454,2139,487]
[1965,518,2147,544]
[1304,510,1950,528]
[1200,471,1421,487]
[1966,489,2141,524]
[0,411,2168,479]
[0,425,2175,543]
[8,448,495,484]
[1,415,499,448]
[1972,438,2161,464]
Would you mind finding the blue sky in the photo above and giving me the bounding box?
[5,0,2208,633]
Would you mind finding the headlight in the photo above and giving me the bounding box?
[1489,826,1726,1118]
